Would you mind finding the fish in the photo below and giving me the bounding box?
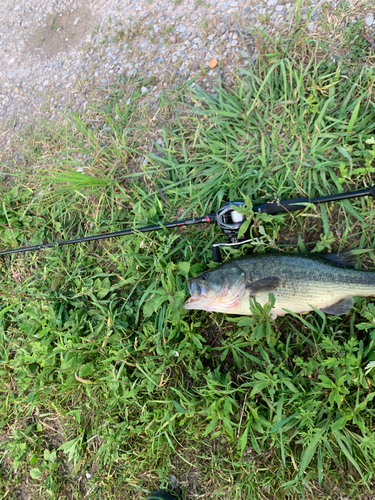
[183,252,375,318]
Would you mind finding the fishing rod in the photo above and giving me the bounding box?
[1,185,375,262]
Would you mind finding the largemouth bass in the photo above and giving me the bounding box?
[183,253,375,317]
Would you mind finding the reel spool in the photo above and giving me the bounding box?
[213,201,250,262]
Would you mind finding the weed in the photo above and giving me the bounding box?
[342,20,369,60]
[50,16,58,30]
[99,34,109,45]
[113,28,126,43]
[199,17,209,34]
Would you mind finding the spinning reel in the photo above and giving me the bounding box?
[212,201,248,262]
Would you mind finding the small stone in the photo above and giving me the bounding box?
[86,473,92,479]
[126,97,131,105]
[366,14,374,26]
[141,86,148,93]
[230,1,238,5]
[232,32,238,39]
[267,0,277,5]
[231,39,238,46]
[170,475,178,490]
[275,5,283,11]
[307,22,315,32]
[170,35,176,43]
[73,16,80,26]
[244,6,250,13]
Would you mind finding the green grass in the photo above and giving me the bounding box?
[2,37,375,499]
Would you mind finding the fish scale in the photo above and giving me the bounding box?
[183,253,375,317]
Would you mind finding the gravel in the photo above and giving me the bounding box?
[0,0,374,142]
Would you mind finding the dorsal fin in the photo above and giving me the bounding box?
[313,250,357,268]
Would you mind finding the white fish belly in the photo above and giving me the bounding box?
[232,284,373,317]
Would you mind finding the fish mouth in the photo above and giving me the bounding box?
[189,280,207,299]
[183,280,208,309]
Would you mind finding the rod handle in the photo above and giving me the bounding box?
[254,197,309,215]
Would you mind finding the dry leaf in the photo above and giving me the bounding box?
[74,371,93,384]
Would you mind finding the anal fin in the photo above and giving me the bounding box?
[320,296,354,316]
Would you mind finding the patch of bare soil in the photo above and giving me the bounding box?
[25,6,95,58]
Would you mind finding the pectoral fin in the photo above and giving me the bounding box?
[246,277,280,295]
[320,296,354,316]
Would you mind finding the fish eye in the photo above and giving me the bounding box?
[202,272,209,280]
